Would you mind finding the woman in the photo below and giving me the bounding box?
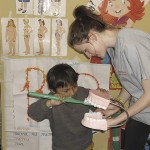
[37,19,48,55]
[23,19,32,55]
[68,5,150,150]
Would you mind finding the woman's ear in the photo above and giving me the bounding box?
[88,32,97,42]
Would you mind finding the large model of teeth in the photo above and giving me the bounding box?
[28,89,129,131]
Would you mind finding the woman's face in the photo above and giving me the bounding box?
[73,35,107,59]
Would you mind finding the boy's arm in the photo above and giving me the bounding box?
[28,99,52,122]
[28,96,63,122]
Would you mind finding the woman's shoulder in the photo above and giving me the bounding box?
[118,28,148,37]
[118,28,135,36]
[117,28,148,45]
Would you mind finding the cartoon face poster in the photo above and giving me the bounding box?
[87,0,150,27]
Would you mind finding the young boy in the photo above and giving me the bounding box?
[28,63,96,150]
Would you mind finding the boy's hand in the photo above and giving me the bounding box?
[46,93,65,108]
[46,99,64,108]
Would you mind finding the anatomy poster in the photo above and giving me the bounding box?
[16,0,33,14]
[18,18,34,56]
[34,0,66,17]
[51,18,68,56]
[4,57,110,150]
[86,0,103,12]
[1,18,19,56]
[34,18,50,56]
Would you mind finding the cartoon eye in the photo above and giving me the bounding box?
[108,1,113,7]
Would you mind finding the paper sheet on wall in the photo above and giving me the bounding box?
[4,57,110,150]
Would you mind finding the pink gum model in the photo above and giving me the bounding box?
[82,89,110,131]
[81,112,107,131]
[84,89,111,109]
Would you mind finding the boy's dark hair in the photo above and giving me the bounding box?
[46,63,79,92]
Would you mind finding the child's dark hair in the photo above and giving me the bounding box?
[46,63,79,92]
[68,5,114,47]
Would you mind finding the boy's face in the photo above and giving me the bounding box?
[55,85,78,98]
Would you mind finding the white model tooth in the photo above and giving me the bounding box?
[94,119,97,123]
[96,105,101,109]
[84,99,90,104]
[101,106,106,109]
[91,102,95,105]
[97,120,101,123]
[88,96,92,100]
[84,99,87,103]
[88,98,91,102]
[96,104,100,108]
[90,101,93,105]
[93,104,97,107]
[85,113,88,117]
[97,112,101,115]
[92,113,95,116]
[95,104,98,107]
[86,98,89,101]
[88,117,91,121]
[95,118,98,121]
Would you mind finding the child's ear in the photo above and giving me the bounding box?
[88,32,97,42]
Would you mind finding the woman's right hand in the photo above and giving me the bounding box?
[101,104,120,118]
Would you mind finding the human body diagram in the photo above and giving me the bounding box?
[55,19,65,55]
[34,0,66,17]
[23,19,33,55]
[51,0,61,16]
[18,0,30,13]
[37,19,48,55]
[6,19,17,55]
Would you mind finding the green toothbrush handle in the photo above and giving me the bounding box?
[28,92,90,106]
